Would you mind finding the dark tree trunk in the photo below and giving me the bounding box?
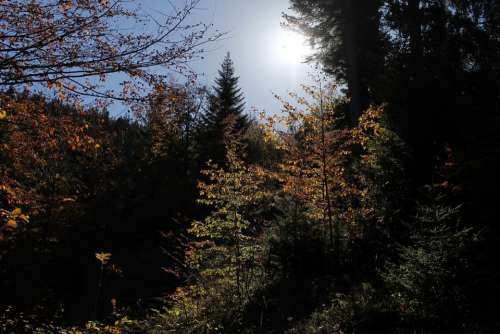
[343,0,370,127]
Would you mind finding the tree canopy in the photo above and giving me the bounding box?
[199,52,248,167]
[0,0,221,102]
[0,1,499,333]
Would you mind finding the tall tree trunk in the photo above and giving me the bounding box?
[408,0,423,113]
[344,27,362,126]
[407,0,431,182]
[343,0,365,127]
[319,84,335,253]
[234,210,243,307]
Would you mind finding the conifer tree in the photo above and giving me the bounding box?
[199,52,248,167]
[285,0,384,126]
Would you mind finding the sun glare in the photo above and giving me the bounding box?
[276,30,312,65]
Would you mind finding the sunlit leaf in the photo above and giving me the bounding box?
[5,220,17,228]
[95,252,112,264]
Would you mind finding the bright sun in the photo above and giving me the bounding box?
[276,30,312,65]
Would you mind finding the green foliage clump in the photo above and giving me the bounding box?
[286,196,474,334]
[381,190,474,331]
[286,283,386,334]
[148,147,274,333]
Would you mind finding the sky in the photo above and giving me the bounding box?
[137,0,318,118]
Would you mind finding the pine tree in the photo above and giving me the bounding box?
[199,52,248,167]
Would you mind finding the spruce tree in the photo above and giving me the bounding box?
[199,52,248,167]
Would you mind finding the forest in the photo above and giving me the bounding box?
[0,0,499,333]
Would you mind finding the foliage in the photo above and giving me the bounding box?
[381,187,474,330]
[0,0,221,103]
[285,0,384,124]
[151,146,273,333]
[283,187,474,334]
[0,88,208,323]
[262,81,406,266]
[285,283,387,334]
[198,53,249,167]
[281,1,500,330]
[0,304,144,334]
[0,0,498,332]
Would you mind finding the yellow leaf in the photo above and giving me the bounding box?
[18,214,29,223]
[12,208,21,216]
[95,252,112,264]
[0,109,6,120]
[6,220,17,228]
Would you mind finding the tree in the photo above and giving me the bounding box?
[0,91,124,320]
[381,184,473,331]
[0,89,212,322]
[260,79,406,272]
[199,52,248,167]
[160,146,272,333]
[284,0,385,126]
[270,83,349,256]
[0,0,221,102]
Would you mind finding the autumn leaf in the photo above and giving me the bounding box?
[0,109,7,120]
[58,0,73,12]
[10,208,29,223]
[96,252,112,264]
[5,220,17,228]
